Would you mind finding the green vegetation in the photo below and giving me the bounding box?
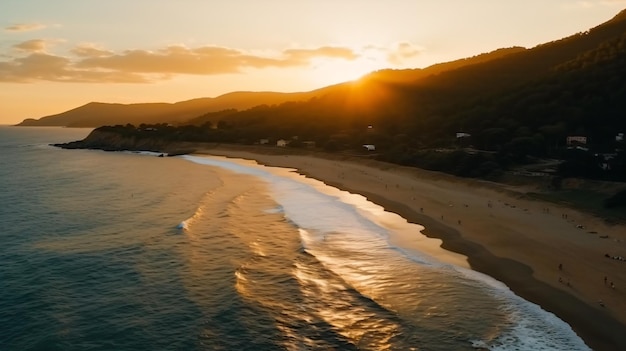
[57,9,626,183]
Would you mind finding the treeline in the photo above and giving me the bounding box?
[85,10,626,182]
[92,119,625,183]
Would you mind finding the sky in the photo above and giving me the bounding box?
[1,0,626,124]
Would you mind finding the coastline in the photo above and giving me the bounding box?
[192,145,626,351]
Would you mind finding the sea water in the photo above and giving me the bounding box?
[0,126,591,350]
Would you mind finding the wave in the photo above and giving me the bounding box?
[176,221,188,230]
[122,150,167,157]
[181,154,591,350]
[176,199,207,232]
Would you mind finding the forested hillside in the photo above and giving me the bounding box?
[57,9,626,182]
[191,9,626,180]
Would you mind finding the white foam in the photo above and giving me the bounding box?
[122,150,167,157]
[180,154,592,350]
[181,155,391,242]
[176,202,204,232]
[459,266,592,350]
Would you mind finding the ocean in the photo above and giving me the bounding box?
[0,126,591,351]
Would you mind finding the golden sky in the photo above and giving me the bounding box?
[1,0,625,124]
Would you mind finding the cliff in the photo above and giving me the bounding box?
[53,129,194,155]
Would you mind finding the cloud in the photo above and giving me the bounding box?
[387,42,422,65]
[13,39,48,53]
[71,44,114,58]
[0,52,148,83]
[76,45,358,74]
[75,45,247,74]
[284,46,358,63]
[5,23,46,32]
[0,43,360,83]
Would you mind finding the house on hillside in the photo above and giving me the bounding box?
[363,144,376,151]
[456,132,471,147]
[277,139,288,147]
[566,136,587,145]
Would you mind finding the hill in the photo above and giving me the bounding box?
[218,9,626,154]
[17,48,529,128]
[16,90,326,127]
[52,9,626,182]
[358,46,526,85]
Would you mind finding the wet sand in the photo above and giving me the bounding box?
[193,145,626,350]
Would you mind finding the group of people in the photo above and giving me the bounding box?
[604,276,616,289]
[604,253,625,262]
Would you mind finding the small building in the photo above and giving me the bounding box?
[566,136,587,145]
[277,139,288,147]
[259,138,269,145]
[363,144,376,151]
[617,133,624,142]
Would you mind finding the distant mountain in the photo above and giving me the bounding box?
[23,7,626,168]
[159,7,625,179]
[17,48,529,128]
[16,90,326,127]
[58,8,626,182]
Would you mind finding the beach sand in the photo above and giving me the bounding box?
[193,145,626,350]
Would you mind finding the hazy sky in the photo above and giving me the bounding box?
[1,0,625,124]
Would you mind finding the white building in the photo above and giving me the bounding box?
[363,144,376,151]
[566,136,587,145]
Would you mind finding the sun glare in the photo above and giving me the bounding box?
[308,54,386,86]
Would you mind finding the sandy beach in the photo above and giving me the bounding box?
[193,145,626,350]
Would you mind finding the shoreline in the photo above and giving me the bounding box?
[192,145,626,351]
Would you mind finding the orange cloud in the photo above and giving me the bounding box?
[4,23,46,32]
[76,46,244,74]
[71,44,114,58]
[284,46,358,63]
[0,53,148,83]
[76,45,359,74]
[0,43,359,83]
[387,42,422,65]
[13,39,48,53]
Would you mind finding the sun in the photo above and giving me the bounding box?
[308,53,387,86]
